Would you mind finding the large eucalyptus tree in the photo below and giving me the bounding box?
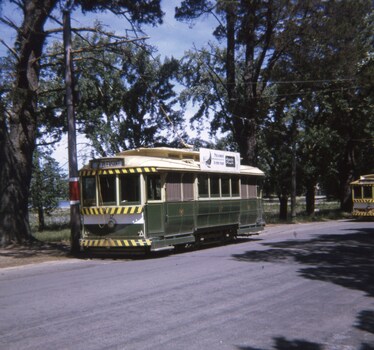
[175,0,310,165]
[0,0,163,246]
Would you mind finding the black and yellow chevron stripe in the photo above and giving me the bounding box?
[81,206,143,215]
[80,238,151,248]
[80,167,156,176]
[352,210,374,216]
[353,199,374,203]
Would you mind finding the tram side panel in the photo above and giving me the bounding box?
[195,200,240,230]
[164,202,195,236]
[145,202,196,250]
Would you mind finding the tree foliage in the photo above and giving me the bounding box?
[41,31,184,157]
[264,0,374,212]
[30,150,68,231]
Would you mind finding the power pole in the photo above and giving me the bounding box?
[291,116,297,222]
[63,6,81,254]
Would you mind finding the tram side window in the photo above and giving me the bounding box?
[120,174,140,203]
[241,177,248,199]
[232,176,240,197]
[248,177,257,198]
[363,186,372,199]
[82,176,96,206]
[198,174,209,198]
[240,177,257,199]
[257,178,263,198]
[210,175,220,197]
[182,173,194,201]
[99,175,116,205]
[221,176,230,197]
[147,174,161,200]
[166,173,182,202]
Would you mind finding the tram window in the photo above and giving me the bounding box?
[241,177,248,199]
[363,186,372,199]
[166,173,182,202]
[248,177,257,198]
[183,173,194,201]
[222,176,230,197]
[99,175,116,205]
[210,175,220,197]
[147,174,161,200]
[353,187,362,199]
[120,174,140,203]
[198,174,209,198]
[82,176,96,206]
[232,176,240,197]
[257,179,263,198]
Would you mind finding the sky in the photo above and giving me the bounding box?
[0,0,219,170]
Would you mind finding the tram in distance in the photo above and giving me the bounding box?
[351,174,374,217]
[79,147,265,253]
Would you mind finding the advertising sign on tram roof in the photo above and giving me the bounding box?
[200,148,241,173]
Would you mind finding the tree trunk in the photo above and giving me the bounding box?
[0,123,33,245]
[225,2,257,167]
[305,183,315,216]
[232,117,257,166]
[340,141,355,212]
[279,194,288,221]
[0,0,57,246]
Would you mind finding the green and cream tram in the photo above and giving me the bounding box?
[79,147,265,253]
[351,174,374,217]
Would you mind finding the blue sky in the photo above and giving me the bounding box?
[0,1,216,60]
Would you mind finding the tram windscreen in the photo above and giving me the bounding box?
[82,176,96,206]
[99,175,116,205]
[363,186,372,198]
[120,174,140,203]
[353,187,362,199]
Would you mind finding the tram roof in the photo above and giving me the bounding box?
[351,174,374,185]
[84,147,265,176]
[117,147,200,160]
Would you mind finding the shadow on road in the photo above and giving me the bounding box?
[236,336,323,350]
[232,225,374,350]
[236,336,374,349]
[232,226,374,296]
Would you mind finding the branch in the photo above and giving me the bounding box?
[0,39,19,60]
[0,16,20,32]
[71,36,149,54]
[38,87,65,96]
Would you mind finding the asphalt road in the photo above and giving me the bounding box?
[0,220,373,350]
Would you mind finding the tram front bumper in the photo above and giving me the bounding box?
[80,238,152,249]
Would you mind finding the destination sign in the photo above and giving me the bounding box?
[90,158,124,169]
[200,148,240,173]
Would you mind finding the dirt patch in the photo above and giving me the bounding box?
[0,242,71,269]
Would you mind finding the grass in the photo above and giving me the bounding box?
[263,197,348,224]
[32,229,71,243]
[30,209,71,243]
[29,198,349,244]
